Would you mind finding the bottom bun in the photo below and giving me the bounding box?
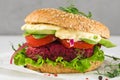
[26,61,103,73]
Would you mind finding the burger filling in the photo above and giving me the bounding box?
[12,24,116,72]
[25,41,93,62]
[13,43,104,72]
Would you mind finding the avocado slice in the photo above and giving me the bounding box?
[99,38,116,48]
[81,38,116,48]
[80,38,97,44]
[25,29,56,34]
[23,32,48,39]
[32,34,47,39]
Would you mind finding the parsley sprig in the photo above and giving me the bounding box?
[59,5,92,18]
[97,63,120,78]
[97,55,120,78]
[105,54,120,61]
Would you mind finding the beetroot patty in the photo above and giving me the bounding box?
[26,41,93,61]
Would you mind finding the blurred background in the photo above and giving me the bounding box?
[0,0,120,35]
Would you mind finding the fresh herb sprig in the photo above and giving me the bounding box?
[59,5,92,18]
[105,54,120,61]
[97,63,120,78]
[11,43,23,51]
[97,55,120,78]
[11,44,16,51]
[10,42,16,51]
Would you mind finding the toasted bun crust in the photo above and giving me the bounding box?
[26,61,103,73]
[25,8,110,38]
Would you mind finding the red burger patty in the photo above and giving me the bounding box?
[26,41,94,61]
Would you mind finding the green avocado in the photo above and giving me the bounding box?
[80,38,97,44]
[99,38,116,48]
[80,38,116,48]
[25,29,56,34]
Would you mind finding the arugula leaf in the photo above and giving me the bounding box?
[59,5,92,18]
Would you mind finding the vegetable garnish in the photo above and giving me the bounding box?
[69,39,74,47]
[105,54,120,61]
[96,55,120,78]
[11,44,16,51]
[59,3,117,77]
[99,39,116,48]
[59,5,92,18]
[60,39,94,49]
[32,34,47,39]
[25,35,57,47]
[97,63,120,78]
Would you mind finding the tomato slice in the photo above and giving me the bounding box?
[60,39,94,49]
[25,35,56,47]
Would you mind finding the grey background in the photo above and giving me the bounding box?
[0,0,120,35]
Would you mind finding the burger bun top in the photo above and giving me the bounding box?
[25,8,110,38]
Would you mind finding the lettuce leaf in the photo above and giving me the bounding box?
[14,48,26,65]
[14,46,104,72]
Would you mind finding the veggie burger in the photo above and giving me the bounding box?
[11,8,115,73]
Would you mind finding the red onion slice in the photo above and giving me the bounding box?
[10,43,28,64]
[69,39,74,47]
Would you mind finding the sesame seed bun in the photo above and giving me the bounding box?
[26,61,103,73]
[25,8,110,38]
